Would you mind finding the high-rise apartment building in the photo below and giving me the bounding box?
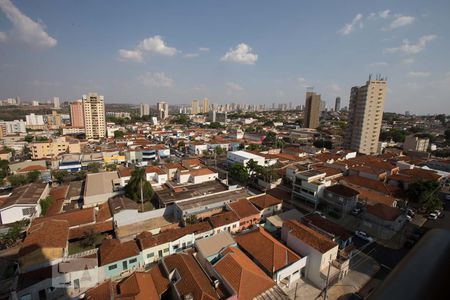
[202,98,209,113]
[335,97,341,112]
[191,99,200,114]
[70,100,84,127]
[344,76,387,155]
[53,97,60,109]
[157,101,169,119]
[303,91,321,129]
[82,93,106,139]
[140,103,150,117]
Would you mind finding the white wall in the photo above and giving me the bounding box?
[0,204,37,224]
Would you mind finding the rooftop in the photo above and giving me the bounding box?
[248,193,282,210]
[0,183,47,210]
[195,231,236,259]
[235,227,301,276]
[208,210,240,228]
[156,180,229,205]
[176,188,251,212]
[84,171,119,197]
[283,220,337,253]
[228,198,260,219]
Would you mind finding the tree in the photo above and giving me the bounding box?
[229,163,249,185]
[178,141,186,150]
[407,180,443,211]
[0,219,28,249]
[40,196,53,216]
[185,215,198,225]
[81,229,97,248]
[0,160,9,179]
[246,144,259,151]
[173,115,189,125]
[51,170,69,182]
[214,146,225,156]
[114,130,125,139]
[7,174,28,186]
[124,168,154,203]
[26,170,41,183]
[24,135,34,143]
[87,163,101,173]
[313,139,332,149]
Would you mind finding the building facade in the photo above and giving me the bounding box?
[344,76,387,155]
[139,103,150,117]
[70,100,84,128]
[157,101,169,120]
[304,91,321,129]
[82,93,106,139]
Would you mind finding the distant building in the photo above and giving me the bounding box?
[304,91,321,129]
[25,113,45,126]
[82,93,106,139]
[208,110,227,123]
[344,76,387,155]
[46,110,62,127]
[157,101,169,120]
[335,97,341,112]
[53,97,60,109]
[403,135,429,152]
[202,97,209,113]
[191,99,200,114]
[140,103,150,117]
[0,120,26,134]
[32,101,39,106]
[70,100,84,128]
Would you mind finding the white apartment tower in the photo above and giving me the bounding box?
[344,76,387,155]
[191,99,200,114]
[202,98,209,113]
[157,101,169,120]
[82,93,106,139]
[140,103,150,117]
[53,97,60,109]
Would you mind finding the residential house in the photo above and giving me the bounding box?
[83,171,123,208]
[302,214,353,250]
[208,210,240,234]
[227,198,261,231]
[98,239,142,280]
[321,184,359,218]
[248,193,282,220]
[235,227,307,288]
[282,220,349,289]
[361,203,406,240]
[195,231,236,264]
[0,183,49,225]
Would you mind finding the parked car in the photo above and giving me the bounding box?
[355,230,374,242]
[427,213,438,220]
[434,210,442,216]
[406,215,412,222]
[314,211,326,219]
[351,208,362,216]
[406,208,415,217]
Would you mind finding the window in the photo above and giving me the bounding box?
[147,253,154,258]
[108,264,117,270]
[164,248,169,253]
[129,258,137,264]
[22,207,35,216]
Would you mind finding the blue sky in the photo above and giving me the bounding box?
[0,0,449,114]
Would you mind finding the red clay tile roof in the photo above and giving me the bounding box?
[163,251,220,300]
[117,166,133,177]
[149,265,170,296]
[283,220,337,253]
[99,239,140,266]
[145,165,165,175]
[235,228,300,276]
[228,199,260,219]
[45,185,70,216]
[20,219,69,256]
[85,280,113,300]
[17,165,48,173]
[366,203,402,221]
[115,272,160,300]
[248,193,282,210]
[208,210,239,228]
[303,214,352,241]
[214,247,275,300]
[190,168,216,176]
[341,175,401,196]
[33,208,95,228]
[325,184,359,197]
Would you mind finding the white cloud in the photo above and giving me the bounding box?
[384,34,437,55]
[0,31,6,42]
[338,13,363,35]
[137,35,177,56]
[221,43,258,64]
[118,49,143,62]
[408,71,431,78]
[183,53,199,58]
[0,0,57,48]
[118,35,177,62]
[379,10,391,19]
[199,47,209,52]
[369,62,388,67]
[138,72,173,87]
[226,81,244,92]
[384,15,415,30]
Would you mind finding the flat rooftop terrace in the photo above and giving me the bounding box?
[176,188,251,211]
[156,180,233,205]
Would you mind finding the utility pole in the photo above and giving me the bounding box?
[140,178,144,212]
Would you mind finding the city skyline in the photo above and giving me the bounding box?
[0,0,449,114]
